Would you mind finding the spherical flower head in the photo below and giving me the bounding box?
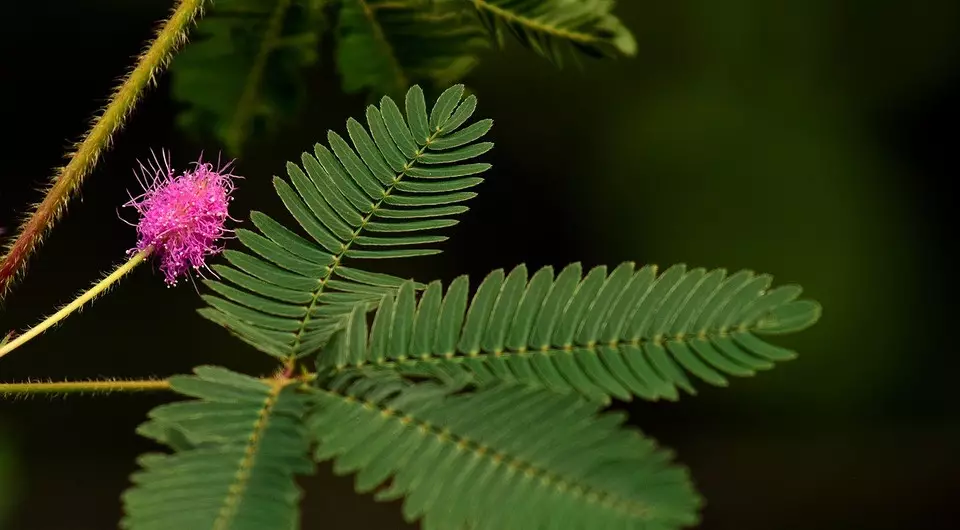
[124,153,236,285]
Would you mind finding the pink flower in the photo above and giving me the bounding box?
[124,152,236,286]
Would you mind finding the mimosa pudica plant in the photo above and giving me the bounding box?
[0,2,821,529]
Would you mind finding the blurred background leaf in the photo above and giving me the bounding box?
[170,0,328,155]
[335,0,491,99]
[465,0,637,64]
[170,0,637,154]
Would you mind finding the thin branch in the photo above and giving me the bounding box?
[0,371,313,399]
[0,248,151,361]
[0,378,172,398]
[0,0,206,299]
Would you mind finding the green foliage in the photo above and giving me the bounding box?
[309,369,701,529]
[130,65,826,526]
[336,0,491,98]
[198,84,493,360]
[4,1,830,528]
[171,0,327,154]
[320,263,821,403]
[122,366,313,530]
[171,0,635,148]
[175,80,822,528]
[465,0,637,64]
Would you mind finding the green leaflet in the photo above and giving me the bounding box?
[337,0,491,98]
[171,0,327,155]
[122,366,313,530]
[199,85,494,361]
[465,0,637,65]
[319,263,822,403]
[309,370,702,529]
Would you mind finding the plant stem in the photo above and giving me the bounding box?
[0,374,312,398]
[0,248,152,361]
[0,0,206,299]
[0,378,171,397]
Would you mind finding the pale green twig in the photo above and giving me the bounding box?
[0,248,151,361]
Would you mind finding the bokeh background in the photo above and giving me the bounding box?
[1,1,957,528]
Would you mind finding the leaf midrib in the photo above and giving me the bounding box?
[334,324,774,371]
[321,387,653,519]
[286,129,445,361]
[212,379,286,530]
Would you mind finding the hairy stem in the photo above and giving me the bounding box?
[0,248,151,361]
[0,0,205,298]
[0,378,171,397]
[0,372,311,399]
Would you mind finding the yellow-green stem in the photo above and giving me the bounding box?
[0,248,151,360]
[0,373,312,398]
[0,378,171,397]
[0,0,205,298]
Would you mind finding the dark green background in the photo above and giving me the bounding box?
[1,1,957,528]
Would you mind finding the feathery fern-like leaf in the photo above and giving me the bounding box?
[122,366,313,530]
[464,0,636,64]
[319,262,822,403]
[309,369,701,529]
[337,0,491,97]
[200,84,494,361]
[171,0,327,155]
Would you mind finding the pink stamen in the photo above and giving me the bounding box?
[123,151,236,286]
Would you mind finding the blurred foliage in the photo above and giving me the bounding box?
[171,0,635,155]
[171,0,328,155]
[468,0,636,64]
[336,0,489,99]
